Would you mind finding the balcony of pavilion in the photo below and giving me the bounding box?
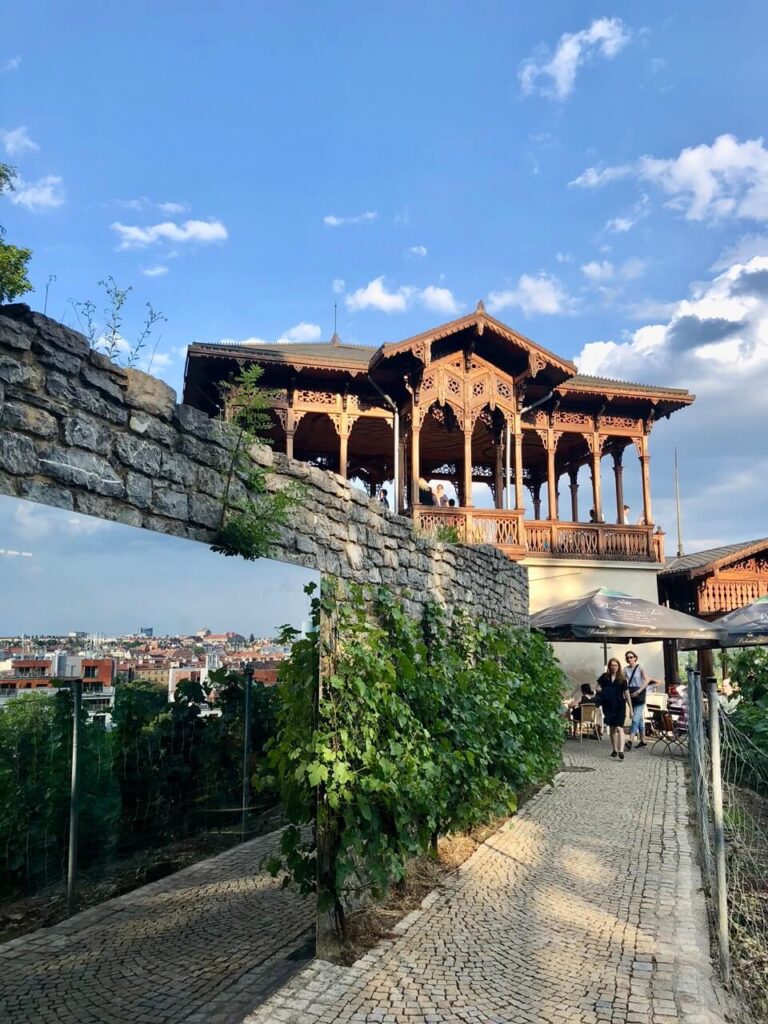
[183,304,694,565]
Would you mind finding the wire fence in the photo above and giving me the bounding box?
[0,671,281,925]
[687,667,768,1022]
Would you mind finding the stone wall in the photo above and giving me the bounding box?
[0,304,528,626]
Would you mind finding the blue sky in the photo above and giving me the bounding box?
[2,2,768,629]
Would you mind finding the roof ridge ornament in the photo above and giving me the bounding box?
[330,331,341,347]
[476,299,486,313]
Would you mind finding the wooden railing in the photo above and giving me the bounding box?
[699,579,768,615]
[413,506,525,554]
[524,521,662,561]
[413,507,664,562]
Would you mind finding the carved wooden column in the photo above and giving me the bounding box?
[568,466,579,522]
[463,426,473,508]
[531,481,543,520]
[612,447,625,523]
[514,426,524,510]
[546,431,557,520]
[410,414,421,508]
[338,424,348,479]
[640,434,652,525]
[590,435,603,523]
[494,440,504,509]
[397,433,406,512]
[285,403,296,460]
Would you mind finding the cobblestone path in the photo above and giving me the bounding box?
[245,742,737,1024]
[0,829,313,1024]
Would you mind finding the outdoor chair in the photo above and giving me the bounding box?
[644,693,668,736]
[575,703,602,742]
[650,710,687,757]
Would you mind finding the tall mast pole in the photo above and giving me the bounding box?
[675,447,684,558]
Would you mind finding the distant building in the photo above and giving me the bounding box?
[139,627,154,638]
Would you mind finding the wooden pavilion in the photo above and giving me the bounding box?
[658,539,768,618]
[183,303,694,563]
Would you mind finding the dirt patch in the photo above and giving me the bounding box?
[328,785,542,966]
[0,806,284,944]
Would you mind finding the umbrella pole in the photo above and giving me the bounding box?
[602,640,608,667]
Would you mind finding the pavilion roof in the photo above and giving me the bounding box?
[186,334,375,374]
[369,306,576,378]
[659,538,768,579]
[559,374,694,405]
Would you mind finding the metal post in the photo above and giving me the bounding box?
[707,676,731,984]
[241,666,253,840]
[66,678,82,916]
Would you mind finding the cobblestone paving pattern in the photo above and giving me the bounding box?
[245,742,739,1024]
[0,829,313,1024]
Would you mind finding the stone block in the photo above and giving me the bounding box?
[189,492,222,529]
[19,479,74,510]
[128,411,176,447]
[125,367,176,419]
[115,433,163,475]
[151,486,189,520]
[37,345,82,375]
[174,404,230,445]
[0,353,43,390]
[30,310,90,356]
[178,434,230,470]
[81,361,125,401]
[0,434,38,475]
[125,471,153,509]
[161,450,198,486]
[63,413,113,455]
[0,312,33,350]
[46,372,128,425]
[0,401,58,438]
[73,492,143,528]
[196,465,226,498]
[39,446,123,495]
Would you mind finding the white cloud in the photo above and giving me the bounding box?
[346,277,415,314]
[419,285,460,315]
[218,322,324,347]
[158,201,188,214]
[555,251,572,263]
[1,56,21,73]
[710,233,768,272]
[323,211,378,227]
[141,265,169,277]
[111,218,228,250]
[574,254,768,542]
[281,322,323,343]
[520,17,631,100]
[115,197,189,214]
[582,260,614,283]
[1,126,39,158]
[10,175,65,211]
[408,245,428,257]
[13,502,110,539]
[605,215,634,233]
[582,258,646,283]
[345,276,461,316]
[570,164,633,188]
[488,273,575,316]
[573,134,768,224]
[332,278,346,295]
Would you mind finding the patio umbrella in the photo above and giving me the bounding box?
[530,587,722,644]
[712,594,768,647]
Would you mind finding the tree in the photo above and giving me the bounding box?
[0,163,33,304]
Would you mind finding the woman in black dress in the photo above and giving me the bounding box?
[596,658,632,760]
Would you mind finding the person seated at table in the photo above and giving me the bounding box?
[568,683,601,738]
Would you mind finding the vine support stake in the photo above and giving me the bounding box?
[241,665,254,841]
[707,675,731,986]
[66,678,82,917]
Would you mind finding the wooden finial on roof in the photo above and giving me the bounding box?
[476,299,486,313]
[330,332,341,346]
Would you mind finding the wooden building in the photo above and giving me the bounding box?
[658,539,768,618]
[184,304,694,565]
